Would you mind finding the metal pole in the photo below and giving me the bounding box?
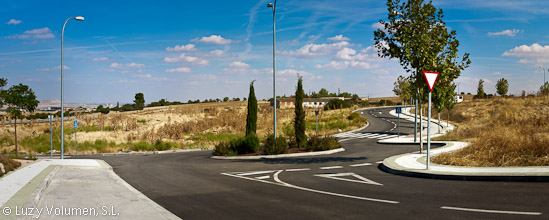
[271,1,277,138]
[419,94,423,153]
[414,98,417,143]
[50,116,53,159]
[427,91,432,169]
[75,126,77,155]
[61,18,69,159]
[315,114,318,136]
[398,112,400,137]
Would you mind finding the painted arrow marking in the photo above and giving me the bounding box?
[314,172,383,186]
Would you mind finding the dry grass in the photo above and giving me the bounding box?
[432,96,549,166]
[0,101,365,154]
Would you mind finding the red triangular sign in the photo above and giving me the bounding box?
[423,71,439,92]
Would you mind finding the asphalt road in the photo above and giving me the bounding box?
[82,107,549,219]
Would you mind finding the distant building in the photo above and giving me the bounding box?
[272,97,345,109]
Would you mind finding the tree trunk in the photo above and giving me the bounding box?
[14,118,18,156]
[438,113,441,134]
[419,98,423,152]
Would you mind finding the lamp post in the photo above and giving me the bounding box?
[540,66,546,86]
[267,1,277,138]
[61,16,84,159]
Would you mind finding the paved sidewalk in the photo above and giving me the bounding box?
[378,107,549,181]
[0,159,180,219]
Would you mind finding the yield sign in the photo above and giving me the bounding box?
[423,71,439,92]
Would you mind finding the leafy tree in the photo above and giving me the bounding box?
[318,88,329,97]
[374,0,470,105]
[0,78,7,108]
[351,94,360,103]
[3,83,39,156]
[245,80,257,136]
[223,97,229,102]
[393,75,411,104]
[134,93,145,110]
[232,97,240,101]
[294,77,307,148]
[540,82,549,96]
[496,78,509,97]
[477,79,486,98]
[324,99,351,110]
[339,92,352,98]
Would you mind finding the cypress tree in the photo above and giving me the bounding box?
[245,80,257,136]
[294,77,307,148]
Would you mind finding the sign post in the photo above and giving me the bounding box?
[315,110,319,136]
[74,120,78,155]
[396,107,402,137]
[49,115,53,159]
[423,71,439,170]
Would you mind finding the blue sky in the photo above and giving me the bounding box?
[1,0,549,104]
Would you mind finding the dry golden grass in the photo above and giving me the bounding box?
[0,101,365,154]
[432,96,549,166]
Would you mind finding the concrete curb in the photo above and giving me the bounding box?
[23,166,60,214]
[64,148,212,157]
[381,142,549,182]
[211,148,345,160]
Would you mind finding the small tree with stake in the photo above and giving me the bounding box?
[245,80,257,136]
[294,76,307,148]
[2,83,39,156]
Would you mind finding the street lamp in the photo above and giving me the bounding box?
[61,16,84,159]
[539,66,546,86]
[267,1,277,138]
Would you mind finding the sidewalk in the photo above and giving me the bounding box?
[378,107,549,181]
[0,159,180,219]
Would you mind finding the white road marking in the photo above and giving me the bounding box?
[350,163,372,167]
[320,166,343,170]
[376,161,383,164]
[440,206,542,216]
[315,173,383,186]
[273,171,398,204]
[286,168,311,172]
[255,175,270,180]
[237,170,276,176]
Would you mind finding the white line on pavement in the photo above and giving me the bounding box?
[440,206,542,216]
[237,170,276,176]
[376,161,383,164]
[285,168,311,172]
[255,176,270,180]
[350,163,372,167]
[320,166,343,170]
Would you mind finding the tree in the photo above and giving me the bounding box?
[374,0,470,104]
[3,83,39,156]
[294,77,307,148]
[476,79,486,98]
[540,82,549,96]
[496,78,509,97]
[393,75,411,104]
[245,81,258,136]
[223,97,229,102]
[134,93,145,110]
[318,88,329,97]
[0,78,6,108]
[351,94,360,103]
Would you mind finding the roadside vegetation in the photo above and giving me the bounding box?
[0,157,21,177]
[432,96,549,166]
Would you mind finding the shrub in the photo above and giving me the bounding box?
[306,136,341,152]
[154,141,179,151]
[346,112,361,121]
[239,134,259,154]
[0,157,22,176]
[324,99,351,110]
[212,141,237,156]
[131,141,153,151]
[263,135,287,155]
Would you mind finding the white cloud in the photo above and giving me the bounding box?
[36,65,70,71]
[488,29,520,37]
[92,57,109,62]
[7,27,54,39]
[110,62,146,69]
[192,35,234,45]
[133,74,152,79]
[371,22,384,30]
[278,69,311,76]
[165,67,191,73]
[163,53,209,66]
[166,44,196,52]
[6,19,22,25]
[228,61,249,69]
[503,43,549,63]
[327,35,350,41]
[314,61,372,70]
[281,41,351,57]
[335,48,356,60]
[209,50,225,56]
[490,72,502,76]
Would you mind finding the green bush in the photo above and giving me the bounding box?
[346,112,361,120]
[307,136,341,151]
[212,141,237,156]
[238,134,259,154]
[154,141,179,151]
[324,99,351,110]
[131,141,153,151]
[263,134,287,155]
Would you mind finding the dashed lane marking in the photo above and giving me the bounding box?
[286,168,311,172]
[350,163,372,167]
[255,175,270,180]
[237,170,276,176]
[320,166,343,170]
[376,161,383,164]
[440,206,542,216]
